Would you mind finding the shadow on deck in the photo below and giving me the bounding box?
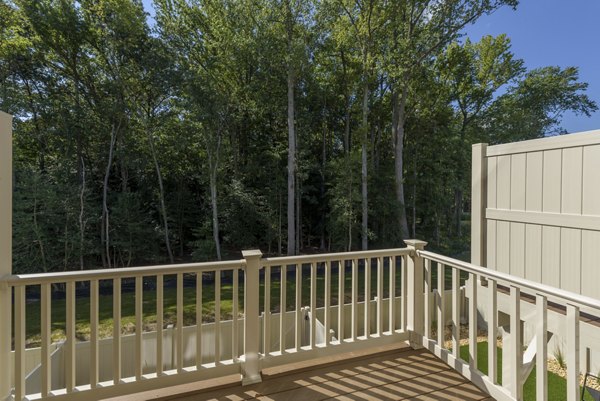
[108,344,494,401]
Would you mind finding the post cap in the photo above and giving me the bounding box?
[404,239,428,250]
[242,249,263,259]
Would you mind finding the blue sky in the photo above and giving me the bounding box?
[463,1,600,133]
[142,0,600,133]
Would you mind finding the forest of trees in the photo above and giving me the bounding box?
[1,0,597,274]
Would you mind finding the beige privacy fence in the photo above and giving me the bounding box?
[471,130,600,300]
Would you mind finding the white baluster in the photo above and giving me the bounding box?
[113,278,121,384]
[264,266,271,355]
[536,294,547,401]
[566,303,580,401]
[157,274,164,375]
[488,278,497,384]
[41,283,52,396]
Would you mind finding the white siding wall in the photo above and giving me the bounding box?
[484,130,600,300]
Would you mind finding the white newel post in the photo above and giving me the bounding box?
[405,239,427,349]
[0,112,13,401]
[241,250,262,385]
[471,143,487,267]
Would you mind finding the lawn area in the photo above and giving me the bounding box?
[23,259,462,347]
[458,341,595,401]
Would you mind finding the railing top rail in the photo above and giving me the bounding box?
[419,250,600,311]
[262,247,412,266]
[0,259,246,286]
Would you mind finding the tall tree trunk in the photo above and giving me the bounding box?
[412,156,417,238]
[148,131,175,263]
[287,64,296,256]
[208,131,222,261]
[79,157,86,270]
[320,107,327,250]
[340,50,352,251]
[361,78,369,251]
[278,189,282,255]
[392,85,410,241]
[455,117,468,237]
[33,180,48,273]
[101,122,119,268]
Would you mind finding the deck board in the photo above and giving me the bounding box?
[155,347,494,401]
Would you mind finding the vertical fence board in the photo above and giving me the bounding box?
[511,153,526,211]
[526,151,543,212]
[561,147,583,214]
[510,222,526,278]
[583,144,600,215]
[560,228,581,293]
[542,149,562,213]
[582,231,600,299]
[525,224,542,282]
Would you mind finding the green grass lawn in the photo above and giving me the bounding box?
[458,342,595,401]
[22,259,463,347]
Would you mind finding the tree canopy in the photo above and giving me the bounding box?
[1,0,596,273]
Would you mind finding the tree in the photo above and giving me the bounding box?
[438,34,524,236]
[382,0,519,241]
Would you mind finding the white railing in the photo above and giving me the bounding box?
[1,259,248,401]
[259,247,413,369]
[2,242,599,401]
[0,246,415,401]
[418,250,600,401]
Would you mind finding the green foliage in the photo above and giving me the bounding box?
[2,0,597,271]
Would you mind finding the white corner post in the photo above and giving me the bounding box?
[471,143,487,267]
[0,111,13,401]
[469,143,487,367]
[241,250,262,385]
[405,239,427,349]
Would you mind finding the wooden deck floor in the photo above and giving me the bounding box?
[135,345,494,401]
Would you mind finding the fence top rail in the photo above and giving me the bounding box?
[419,250,600,312]
[485,129,600,157]
[262,247,412,266]
[0,259,246,286]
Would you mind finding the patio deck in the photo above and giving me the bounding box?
[111,344,493,401]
